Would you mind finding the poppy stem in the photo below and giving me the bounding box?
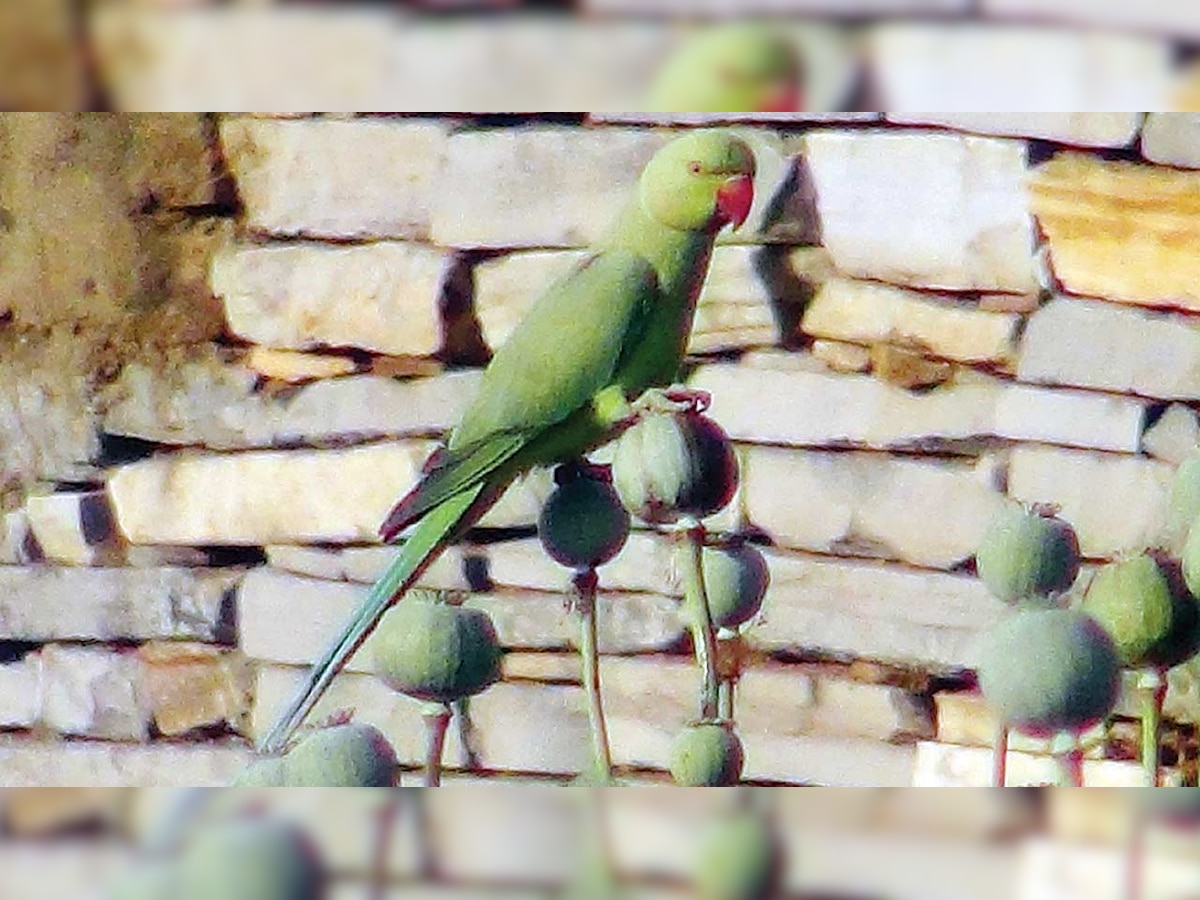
[421,702,452,788]
[682,521,719,720]
[574,567,613,782]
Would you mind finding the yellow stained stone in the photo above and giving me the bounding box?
[1030,153,1200,310]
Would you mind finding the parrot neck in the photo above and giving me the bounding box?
[604,199,715,301]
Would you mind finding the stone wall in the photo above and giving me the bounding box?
[3,112,1200,790]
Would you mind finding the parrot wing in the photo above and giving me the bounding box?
[379,248,658,541]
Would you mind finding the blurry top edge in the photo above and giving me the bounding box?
[10,2,1199,113]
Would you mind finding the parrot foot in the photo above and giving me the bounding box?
[631,385,712,417]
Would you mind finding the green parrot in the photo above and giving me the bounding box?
[259,130,757,754]
[647,24,803,113]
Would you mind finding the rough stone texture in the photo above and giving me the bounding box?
[738,665,934,742]
[0,567,236,643]
[1142,404,1200,464]
[137,643,251,737]
[239,570,687,669]
[103,352,481,449]
[1030,154,1200,313]
[211,241,447,357]
[0,656,41,729]
[218,117,447,239]
[251,665,469,769]
[0,0,87,110]
[2,788,125,836]
[1142,114,1200,170]
[0,510,38,565]
[741,445,1005,569]
[40,646,150,742]
[467,682,592,776]
[263,545,470,591]
[1007,446,1172,559]
[748,548,1006,670]
[933,690,1109,759]
[108,443,430,545]
[25,491,124,566]
[1017,297,1200,400]
[913,742,1158,788]
[800,278,1021,364]
[0,737,252,786]
[803,130,1037,293]
[873,27,1166,122]
[812,339,872,373]
[990,384,1144,454]
[744,731,918,786]
[432,128,665,249]
[126,114,220,209]
[980,0,1200,40]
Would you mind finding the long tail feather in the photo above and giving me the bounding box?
[258,483,489,755]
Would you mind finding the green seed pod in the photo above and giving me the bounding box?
[282,722,398,788]
[669,722,744,786]
[612,410,738,525]
[231,756,289,787]
[694,813,781,900]
[1081,555,1176,667]
[702,542,770,631]
[976,608,1120,737]
[106,860,176,900]
[538,468,631,569]
[372,593,502,704]
[1143,559,1200,669]
[178,818,324,900]
[1163,450,1200,554]
[1182,518,1200,600]
[975,504,1080,605]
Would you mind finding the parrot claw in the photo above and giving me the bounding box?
[631,385,711,417]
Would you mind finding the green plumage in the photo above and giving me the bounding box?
[260,131,756,753]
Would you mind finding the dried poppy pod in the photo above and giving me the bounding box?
[694,811,782,900]
[372,592,502,705]
[612,409,738,525]
[538,465,631,570]
[669,720,744,786]
[975,503,1080,606]
[976,608,1120,738]
[179,817,325,900]
[702,540,770,631]
[281,722,399,788]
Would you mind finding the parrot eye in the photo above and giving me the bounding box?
[688,161,703,175]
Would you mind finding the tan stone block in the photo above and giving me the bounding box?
[137,643,251,737]
[25,491,125,566]
[40,646,150,742]
[803,129,1037,292]
[739,665,934,743]
[0,735,252,787]
[1030,154,1200,312]
[0,656,41,729]
[219,117,446,239]
[244,347,360,383]
[912,741,1154,787]
[108,443,433,545]
[742,446,1005,569]
[1142,404,1200,464]
[212,241,447,358]
[811,340,871,373]
[887,113,1143,148]
[801,278,1020,364]
[0,567,236,643]
[3,788,125,836]
[1018,297,1200,400]
[869,344,954,389]
[747,548,1006,670]
[1143,114,1200,170]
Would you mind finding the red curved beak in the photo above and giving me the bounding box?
[761,82,803,114]
[716,174,755,231]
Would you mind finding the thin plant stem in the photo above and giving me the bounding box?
[1056,736,1085,788]
[422,703,452,788]
[370,791,404,900]
[681,521,719,720]
[992,722,1008,788]
[575,568,613,781]
[718,677,735,722]
[1140,668,1166,788]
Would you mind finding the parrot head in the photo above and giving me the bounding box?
[647,24,803,114]
[639,131,757,234]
